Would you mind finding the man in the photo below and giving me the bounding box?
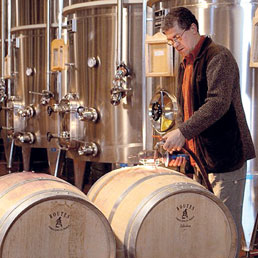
[162,7,256,257]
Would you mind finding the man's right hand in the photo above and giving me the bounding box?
[162,128,186,153]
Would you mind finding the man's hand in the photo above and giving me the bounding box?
[167,155,186,167]
[162,128,186,153]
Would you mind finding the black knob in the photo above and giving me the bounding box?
[47,132,53,142]
[47,106,53,116]
[152,102,162,121]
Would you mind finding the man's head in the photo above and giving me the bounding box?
[162,7,201,57]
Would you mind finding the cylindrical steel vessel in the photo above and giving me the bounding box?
[62,0,147,163]
[0,0,10,166]
[88,166,237,258]
[0,0,3,145]
[0,171,116,258]
[10,0,60,149]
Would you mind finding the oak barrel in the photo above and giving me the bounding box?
[88,166,237,258]
[0,172,115,258]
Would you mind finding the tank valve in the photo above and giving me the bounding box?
[47,131,72,150]
[47,94,77,116]
[14,132,36,144]
[78,142,98,156]
[47,104,65,116]
[110,63,132,106]
[0,126,14,138]
[0,105,13,112]
[47,106,54,116]
[17,105,35,118]
[47,131,70,142]
[0,80,6,103]
[77,106,98,122]
[29,90,54,105]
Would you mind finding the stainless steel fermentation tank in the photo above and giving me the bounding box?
[0,0,152,185]
[4,0,63,171]
[0,0,13,170]
[149,0,258,252]
[0,1,4,127]
[47,0,151,178]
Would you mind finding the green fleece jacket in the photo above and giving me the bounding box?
[177,37,255,173]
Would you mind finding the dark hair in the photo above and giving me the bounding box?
[162,7,199,32]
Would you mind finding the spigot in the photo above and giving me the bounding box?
[110,86,132,106]
[47,106,54,116]
[154,139,165,150]
[0,126,13,131]
[110,63,131,106]
[47,132,55,142]
[47,103,68,116]
[110,86,125,105]
[0,126,14,138]
[0,105,13,112]
[47,131,70,141]
[29,90,54,105]
[47,131,71,150]
[17,105,35,118]
[115,63,130,78]
[0,79,6,103]
[77,106,98,122]
[14,132,36,144]
[47,94,77,116]
[78,142,98,156]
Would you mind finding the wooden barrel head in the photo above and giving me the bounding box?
[88,166,237,258]
[0,172,116,258]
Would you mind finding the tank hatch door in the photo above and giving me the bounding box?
[149,90,177,134]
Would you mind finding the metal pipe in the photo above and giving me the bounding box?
[58,0,63,39]
[142,0,147,150]
[46,0,51,91]
[7,139,14,173]
[117,0,123,64]
[15,0,18,27]
[7,0,11,98]
[57,0,64,137]
[54,149,66,177]
[1,0,5,78]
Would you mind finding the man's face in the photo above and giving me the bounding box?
[165,22,196,57]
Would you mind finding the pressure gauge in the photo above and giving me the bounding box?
[87,57,100,68]
[26,67,34,76]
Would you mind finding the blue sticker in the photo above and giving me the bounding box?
[246,174,254,180]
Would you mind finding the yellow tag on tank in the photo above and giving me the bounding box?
[51,39,68,71]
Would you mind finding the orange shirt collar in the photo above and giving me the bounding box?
[183,36,206,66]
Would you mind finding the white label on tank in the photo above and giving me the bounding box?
[154,50,164,56]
